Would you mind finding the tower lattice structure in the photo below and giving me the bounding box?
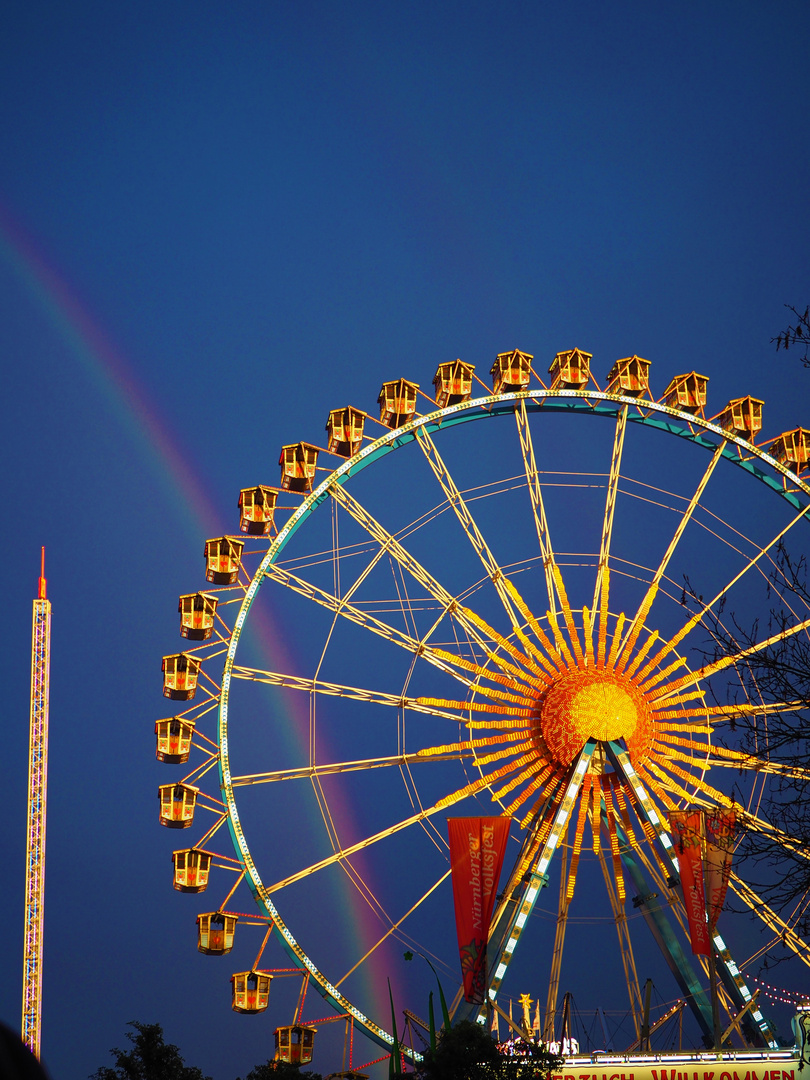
[22,549,50,1059]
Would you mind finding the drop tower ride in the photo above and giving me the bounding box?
[22,549,50,1058]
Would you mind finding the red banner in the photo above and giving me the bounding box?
[705,809,736,932]
[448,817,510,1003]
[669,811,711,956]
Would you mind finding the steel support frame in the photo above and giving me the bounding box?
[607,741,777,1048]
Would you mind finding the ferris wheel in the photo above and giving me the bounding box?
[156,348,810,1067]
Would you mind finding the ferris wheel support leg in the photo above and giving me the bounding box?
[606,742,778,1049]
[457,744,596,1025]
[614,835,715,1045]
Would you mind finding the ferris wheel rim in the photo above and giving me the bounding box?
[216,386,810,1053]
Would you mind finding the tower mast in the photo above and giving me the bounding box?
[22,548,51,1058]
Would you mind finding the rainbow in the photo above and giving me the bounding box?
[0,204,401,1022]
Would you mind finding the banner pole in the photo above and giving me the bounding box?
[702,810,721,1050]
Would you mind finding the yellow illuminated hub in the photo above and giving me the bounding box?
[460,568,709,830]
[535,669,655,768]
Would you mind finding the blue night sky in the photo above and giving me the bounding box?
[0,4,809,1079]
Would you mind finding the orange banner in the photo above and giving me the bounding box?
[448,817,510,1003]
[705,809,736,932]
[669,811,711,956]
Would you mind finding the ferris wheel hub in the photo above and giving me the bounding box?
[534,667,655,767]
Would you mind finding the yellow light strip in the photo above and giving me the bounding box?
[502,578,565,672]
[619,443,724,671]
[640,653,689,694]
[649,688,708,708]
[654,723,712,739]
[653,745,710,770]
[624,629,659,678]
[656,701,799,720]
[476,744,537,768]
[610,774,635,841]
[462,605,551,684]
[497,762,557,810]
[658,757,733,808]
[566,773,593,901]
[635,761,680,812]
[592,405,628,622]
[708,745,809,780]
[468,716,533,729]
[546,601,576,668]
[430,646,536,696]
[606,612,626,669]
[602,785,626,901]
[437,761,525,810]
[590,779,601,855]
[616,584,658,675]
[505,764,561,812]
[597,567,610,669]
[415,427,528,636]
[414,733,526,759]
[551,563,585,666]
[634,613,702,685]
[582,605,595,667]
[655,726,710,746]
[416,695,532,718]
[514,398,557,611]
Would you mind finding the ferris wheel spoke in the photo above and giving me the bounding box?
[230,665,476,721]
[260,561,489,691]
[616,442,724,672]
[499,762,560,816]
[653,700,802,723]
[649,614,810,703]
[427,646,536,697]
[735,807,810,863]
[635,497,810,688]
[413,426,534,637]
[265,768,521,895]
[648,753,810,867]
[334,869,453,989]
[231,750,474,787]
[635,761,680,814]
[592,404,628,618]
[644,754,730,807]
[514,399,556,611]
[703,751,809,781]
[729,873,810,969]
[458,606,554,684]
[547,562,586,665]
[329,481,500,656]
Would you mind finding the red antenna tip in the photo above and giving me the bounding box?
[38,546,47,601]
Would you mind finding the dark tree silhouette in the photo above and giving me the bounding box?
[696,545,810,954]
[235,1063,323,1080]
[686,325,810,963]
[773,304,810,366]
[90,1022,211,1080]
[416,1020,563,1080]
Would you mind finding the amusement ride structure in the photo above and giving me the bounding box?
[23,549,50,1059]
[154,349,810,1071]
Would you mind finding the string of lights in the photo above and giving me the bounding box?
[746,975,809,1007]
